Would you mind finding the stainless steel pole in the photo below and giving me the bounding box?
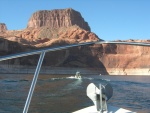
[23,51,45,113]
[99,84,102,113]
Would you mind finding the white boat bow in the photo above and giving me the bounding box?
[73,105,135,113]
[73,83,136,113]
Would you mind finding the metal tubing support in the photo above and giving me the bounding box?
[99,84,102,113]
[23,51,46,113]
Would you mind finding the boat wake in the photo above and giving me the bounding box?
[50,76,95,80]
[50,76,110,81]
[1,76,110,84]
[63,79,83,91]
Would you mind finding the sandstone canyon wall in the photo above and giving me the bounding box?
[0,8,150,75]
[99,41,150,75]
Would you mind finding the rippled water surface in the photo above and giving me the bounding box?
[0,74,150,113]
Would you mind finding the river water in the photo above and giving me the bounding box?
[0,74,150,113]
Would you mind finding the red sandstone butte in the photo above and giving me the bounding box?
[27,8,91,31]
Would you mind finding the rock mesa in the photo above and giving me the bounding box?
[27,8,91,31]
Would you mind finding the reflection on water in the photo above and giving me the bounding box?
[0,74,150,113]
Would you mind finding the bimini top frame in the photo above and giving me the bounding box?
[0,40,150,113]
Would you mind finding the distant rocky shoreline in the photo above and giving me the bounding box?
[0,64,149,75]
[0,64,100,75]
[107,68,150,75]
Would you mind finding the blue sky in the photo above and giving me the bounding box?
[0,0,150,41]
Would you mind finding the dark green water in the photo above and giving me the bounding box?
[0,74,150,113]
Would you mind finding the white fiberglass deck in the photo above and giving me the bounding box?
[73,105,136,113]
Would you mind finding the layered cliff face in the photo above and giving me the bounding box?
[0,37,39,66]
[98,40,150,75]
[0,8,150,75]
[0,23,7,33]
[27,8,91,31]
